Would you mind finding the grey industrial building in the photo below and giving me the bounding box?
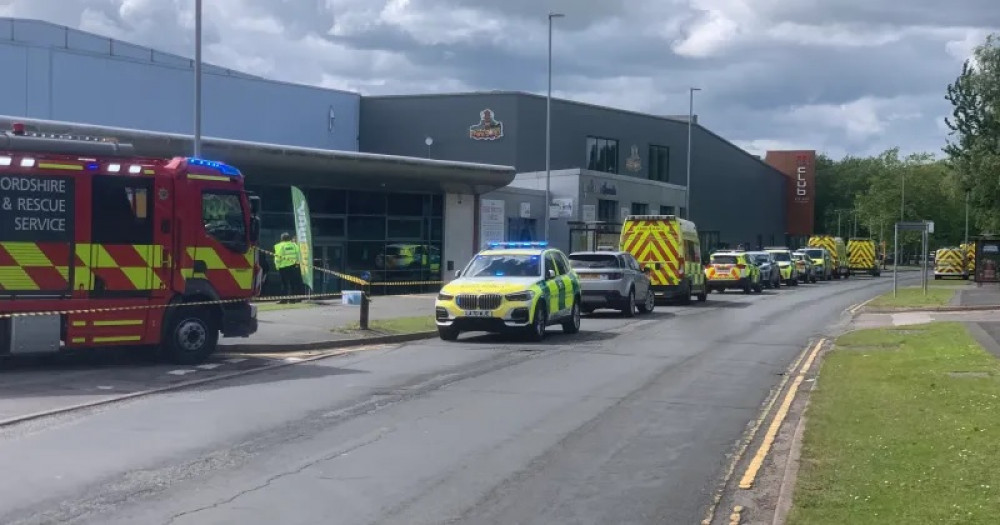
[362,92,789,254]
[2,17,794,289]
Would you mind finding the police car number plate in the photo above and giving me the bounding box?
[463,310,493,317]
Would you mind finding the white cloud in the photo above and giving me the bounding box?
[0,0,997,158]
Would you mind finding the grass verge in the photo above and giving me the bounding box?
[788,322,1000,524]
[867,286,956,308]
[254,302,317,312]
[334,315,436,335]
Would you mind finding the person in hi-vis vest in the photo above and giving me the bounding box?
[274,232,304,303]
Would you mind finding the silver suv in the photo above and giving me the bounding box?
[568,251,654,317]
[747,251,781,289]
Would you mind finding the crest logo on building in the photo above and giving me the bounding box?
[625,145,642,172]
[469,109,504,140]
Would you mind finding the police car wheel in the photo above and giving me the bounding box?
[562,301,581,334]
[527,305,547,341]
[438,326,459,341]
[164,307,218,365]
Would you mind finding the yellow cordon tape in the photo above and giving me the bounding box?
[254,247,443,288]
[0,292,346,319]
[0,246,444,319]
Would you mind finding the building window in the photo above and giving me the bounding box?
[597,199,618,222]
[679,207,687,219]
[659,205,674,215]
[586,136,619,174]
[648,145,670,182]
[631,202,648,215]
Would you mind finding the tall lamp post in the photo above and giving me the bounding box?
[193,0,203,157]
[685,87,701,219]
[544,12,564,242]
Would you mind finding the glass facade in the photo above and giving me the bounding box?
[249,185,444,296]
[586,136,619,174]
[648,145,670,182]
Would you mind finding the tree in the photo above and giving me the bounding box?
[945,33,1000,233]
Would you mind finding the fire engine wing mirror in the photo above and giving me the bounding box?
[249,216,261,243]
[547,269,556,279]
[642,266,652,274]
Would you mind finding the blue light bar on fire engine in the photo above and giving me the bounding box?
[187,157,241,177]
[488,241,549,249]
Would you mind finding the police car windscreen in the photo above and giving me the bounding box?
[711,255,739,265]
[568,254,620,269]
[771,252,792,262]
[804,249,824,258]
[466,254,541,277]
[750,254,770,264]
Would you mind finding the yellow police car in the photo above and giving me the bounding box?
[435,242,582,341]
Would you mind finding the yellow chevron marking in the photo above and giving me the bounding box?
[2,242,52,266]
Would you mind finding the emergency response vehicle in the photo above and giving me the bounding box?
[764,247,799,286]
[801,246,834,281]
[618,215,707,304]
[791,250,817,283]
[434,242,581,341]
[0,124,261,363]
[847,238,880,276]
[934,247,968,280]
[962,242,976,275]
[705,251,762,294]
[808,235,849,279]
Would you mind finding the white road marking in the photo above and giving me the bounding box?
[96,386,114,390]
[224,358,247,364]
[196,363,221,370]
[167,369,197,376]
[284,357,303,362]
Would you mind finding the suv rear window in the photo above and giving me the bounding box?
[569,254,621,269]
[711,255,739,265]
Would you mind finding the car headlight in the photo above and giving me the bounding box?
[504,290,535,302]
[438,293,454,301]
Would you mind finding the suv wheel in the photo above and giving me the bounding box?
[562,300,581,334]
[526,304,547,342]
[637,289,655,313]
[621,289,636,317]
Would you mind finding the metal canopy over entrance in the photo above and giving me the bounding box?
[0,116,517,195]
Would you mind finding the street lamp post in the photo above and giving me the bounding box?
[544,12,564,242]
[965,190,970,246]
[193,0,203,157]
[685,87,701,218]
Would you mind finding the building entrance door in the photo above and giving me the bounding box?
[313,243,345,295]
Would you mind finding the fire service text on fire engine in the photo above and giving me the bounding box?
[0,174,74,241]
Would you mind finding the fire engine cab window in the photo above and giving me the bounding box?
[91,176,153,244]
[202,192,246,250]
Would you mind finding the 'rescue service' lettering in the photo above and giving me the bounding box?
[0,174,75,242]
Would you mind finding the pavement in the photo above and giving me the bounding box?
[219,294,437,351]
[0,272,922,525]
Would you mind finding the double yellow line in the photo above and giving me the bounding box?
[738,337,826,490]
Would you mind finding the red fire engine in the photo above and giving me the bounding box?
[0,123,261,363]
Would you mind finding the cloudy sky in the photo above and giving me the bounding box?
[1,0,998,159]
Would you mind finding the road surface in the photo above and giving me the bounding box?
[0,274,916,525]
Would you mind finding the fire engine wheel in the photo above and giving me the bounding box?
[164,307,218,364]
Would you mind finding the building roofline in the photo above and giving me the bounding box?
[0,17,361,97]
[364,91,693,124]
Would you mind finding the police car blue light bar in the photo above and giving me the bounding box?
[187,157,241,177]
[488,241,549,249]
